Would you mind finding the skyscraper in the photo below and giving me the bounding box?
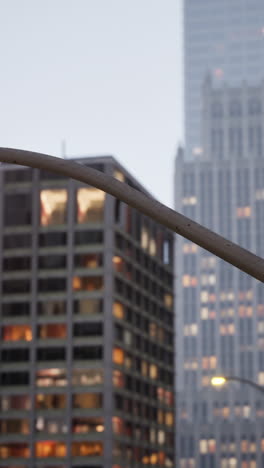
[175,80,264,467]
[184,0,264,160]
[0,157,175,468]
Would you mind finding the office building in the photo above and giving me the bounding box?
[0,156,175,468]
[175,80,264,467]
[184,0,264,160]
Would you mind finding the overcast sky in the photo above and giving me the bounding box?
[0,0,183,206]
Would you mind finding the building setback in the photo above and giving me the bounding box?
[0,156,175,468]
[175,81,264,467]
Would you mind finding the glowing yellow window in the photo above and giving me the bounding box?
[2,325,32,342]
[149,364,158,380]
[113,348,124,365]
[40,189,67,226]
[113,302,125,319]
[77,188,105,224]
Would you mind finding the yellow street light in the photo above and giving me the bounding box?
[211,376,227,387]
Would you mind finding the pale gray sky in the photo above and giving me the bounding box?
[0,0,183,206]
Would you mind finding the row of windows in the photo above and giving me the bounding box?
[0,441,103,459]
[2,253,103,271]
[1,299,102,318]
[1,322,103,342]
[2,276,103,294]
[0,393,102,410]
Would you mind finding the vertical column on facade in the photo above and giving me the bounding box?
[66,178,74,466]
[30,168,40,467]
[103,161,115,468]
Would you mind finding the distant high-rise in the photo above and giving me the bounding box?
[184,0,264,160]
[175,80,264,467]
[0,157,175,468]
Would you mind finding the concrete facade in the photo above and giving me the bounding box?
[0,157,175,468]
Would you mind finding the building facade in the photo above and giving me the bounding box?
[175,81,264,467]
[0,157,175,468]
[184,0,264,160]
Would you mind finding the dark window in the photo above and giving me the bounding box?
[37,347,66,361]
[4,193,32,226]
[1,348,30,362]
[2,279,30,294]
[38,278,66,292]
[2,302,30,317]
[73,346,103,360]
[3,257,31,271]
[38,255,66,269]
[39,232,67,247]
[39,169,66,180]
[75,230,103,245]
[38,301,66,316]
[4,168,32,183]
[74,253,103,268]
[0,371,29,386]
[73,322,103,337]
[3,233,31,249]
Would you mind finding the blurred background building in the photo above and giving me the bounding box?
[184,0,264,161]
[0,157,174,468]
[176,0,264,466]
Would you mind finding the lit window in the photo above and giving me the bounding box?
[0,443,30,459]
[40,189,67,226]
[112,256,123,273]
[200,439,208,454]
[149,364,158,380]
[141,226,149,249]
[35,441,66,458]
[256,189,264,200]
[72,369,103,386]
[258,372,264,385]
[164,294,173,309]
[71,441,103,457]
[182,196,197,205]
[114,170,125,182]
[182,275,198,287]
[237,206,251,218]
[113,302,125,320]
[38,324,67,339]
[72,393,102,409]
[202,376,210,387]
[112,370,124,388]
[201,291,209,303]
[141,360,148,377]
[165,412,173,426]
[113,348,124,365]
[36,394,66,410]
[72,276,103,291]
[2,325,32,341]
[149,238,157,256]
[36,369,67,387]
[183,243,198,254]
[77,188,105,224]
[0,418,29,434]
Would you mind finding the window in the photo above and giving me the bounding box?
[3,256,31,271]
[72,417,104,434]
[73,322,103,337]
[72,369,103,386]
[38,278,66,293]
[3,279,30,294]
[39,231,67,246]
[76,188,105,223]
[113,302,125,320]
[72,393,102,409]
[38,301,66,316]
[1,348,29,363]
[40,189,67,226]
[36,394,66,410]
[74,230,103,245]
[0,443,30,459]
[113,348,124,365]
[35,417,68,434]
[0,419,29,434]
[112,370,125,388]
[2,325,32,341]
[38,255,66,269]
[3,233,31,249]
[0,395,31,411]
[74,253,103,268]
[72,276,103,291]
[71,442,103,457]
[73,346,102,361]
[37,347,65,361]
[35,441,66,458]
[4,193,32,226]
[0,371,29,386]
[38,324,67,339]
[36,369,67,387]
[74,298,102,315]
